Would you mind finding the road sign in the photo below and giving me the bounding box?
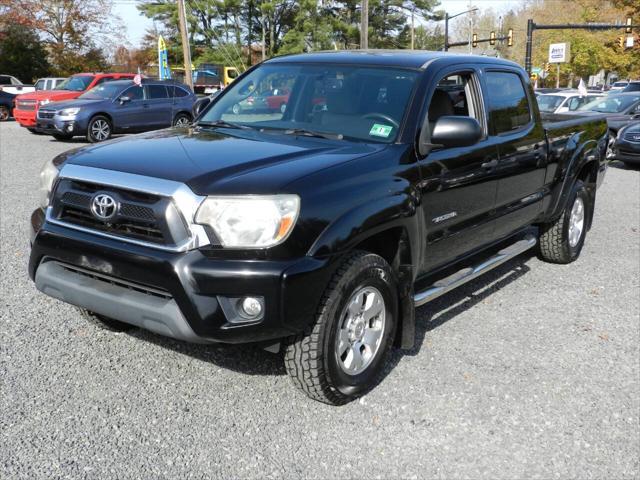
[626,36,634,48]
[532,67,542,75]
[549,43,570,63]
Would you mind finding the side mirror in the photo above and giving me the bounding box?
[119,95,131,104]
[422,116,483,153]
[194,97,212,116]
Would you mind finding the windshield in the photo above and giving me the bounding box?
[79,82,129,100]
[199,63,420,143]
[579,95,640,113]
[56,76,94,92]
[536,94,566,112]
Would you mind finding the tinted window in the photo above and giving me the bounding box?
[171,87,189,98]
[148,84,168,99]
[485,71,531,134]
[122,86,145,101]
[0,76,12,85]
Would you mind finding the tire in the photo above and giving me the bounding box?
[284,251,398,405]
[538,179,590,264]
[280,103,286,114]
[173,113,191,127]
[77,308,137,332]
[0,105,9,121]
[86,115,112,143]
[52,133,73,141]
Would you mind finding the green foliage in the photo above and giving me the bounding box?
[0,24,50,81]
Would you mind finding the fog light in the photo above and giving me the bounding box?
[241,297,263,318]
[66,124,73,132]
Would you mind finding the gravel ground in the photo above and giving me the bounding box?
[1,121,639,479]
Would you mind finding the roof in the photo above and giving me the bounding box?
[265,49,520,70]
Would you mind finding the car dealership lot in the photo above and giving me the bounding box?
[1,121,638,479]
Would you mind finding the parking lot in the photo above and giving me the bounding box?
[1,120,638,478]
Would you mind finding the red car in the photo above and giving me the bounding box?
[14,73,137,132]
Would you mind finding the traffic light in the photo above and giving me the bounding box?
[618,36,625,49]
[507,28,513,47]
[626,17,632,34]
[472,33,478,48]
[490,31,496,46]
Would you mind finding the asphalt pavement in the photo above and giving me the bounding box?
[1,121,638,479]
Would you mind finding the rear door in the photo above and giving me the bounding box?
[481,69,547,239]
[418,66,501,272]
[145,84,173,128]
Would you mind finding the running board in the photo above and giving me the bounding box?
[414,235,537,307]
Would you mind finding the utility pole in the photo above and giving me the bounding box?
[361,0,368,49]
[177,0,193,88]
[261,15,266,61]
[443,8,478,51]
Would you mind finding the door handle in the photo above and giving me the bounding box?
[481,159,498,169]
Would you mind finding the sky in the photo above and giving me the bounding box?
[114,0,523,48]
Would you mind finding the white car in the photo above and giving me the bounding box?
[536,90,604,114]
[609,81,628,93]
[34,77,66,91]
[0,74,35,95]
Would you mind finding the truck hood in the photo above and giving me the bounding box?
[16,90,82,102]
[63,127,386,195]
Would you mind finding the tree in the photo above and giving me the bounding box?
[0,24,50,81]
[1,0,118,75]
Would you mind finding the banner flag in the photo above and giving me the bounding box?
[158,36,171,80]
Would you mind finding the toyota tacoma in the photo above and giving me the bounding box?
[29,51,608,404]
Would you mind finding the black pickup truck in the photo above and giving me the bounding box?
[30,51,608,405]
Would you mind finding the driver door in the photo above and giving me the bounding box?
[418,67,501,273]
[114,85,147,131]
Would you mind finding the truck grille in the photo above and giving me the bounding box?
[16,99,37,111]
[50,179,191,247]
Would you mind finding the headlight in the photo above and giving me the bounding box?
[38,158,60,208]
[58,108,80,117]
[195,195,300,248]
[39,99,50,106]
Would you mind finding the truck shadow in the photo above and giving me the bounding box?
[130,253,533,378]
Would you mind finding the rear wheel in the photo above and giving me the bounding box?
[77,308,136,332]
[284,251,398,405]
[0,106,9,121]
[86,115,112,143]
[538,180,590,264]
[173,113,191,127]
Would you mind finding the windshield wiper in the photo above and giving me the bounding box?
[197,120,253,130]
[281,128,344,140]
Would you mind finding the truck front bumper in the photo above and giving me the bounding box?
[14,109,37,127]
[29,208,336,345]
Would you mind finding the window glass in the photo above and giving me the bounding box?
[427,73,479,136]
[485,71,531,134]
[122,85,145,101]
[171,87,187,97]
[536,94,564,112]
[579,95,640,113]
[227,69,239,79]
[57,75,94,91]
[35,80,45,90]
[148,84,168,99]
[80,82,131,100]
[0,76,12,85]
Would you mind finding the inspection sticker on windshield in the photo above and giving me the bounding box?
[369,124,393,138]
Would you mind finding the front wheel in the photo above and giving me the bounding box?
[284,251,398,405]
[538,179,590,264]
[86,115,112,143]
[0,106,10,121]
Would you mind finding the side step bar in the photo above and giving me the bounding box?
[414,235,537,307]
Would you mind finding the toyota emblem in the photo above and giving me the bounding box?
[91,193,118,221]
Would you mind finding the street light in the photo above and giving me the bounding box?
[443,8,479,51]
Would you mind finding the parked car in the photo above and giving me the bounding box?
[0,90,15,121]
[34,77,67,91]
[29,51,608,405]
[620,81,640,93]
[13,72,137,132]
[36,79,196,142]
[608,81,628,92]
[536,90,604,114]
[230,87,291,114]
[576,92,640,133]
[0,75,35,95]
[612,121,640,166]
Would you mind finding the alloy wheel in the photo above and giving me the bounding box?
[568,196,585,248]
[91,119,110,141]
